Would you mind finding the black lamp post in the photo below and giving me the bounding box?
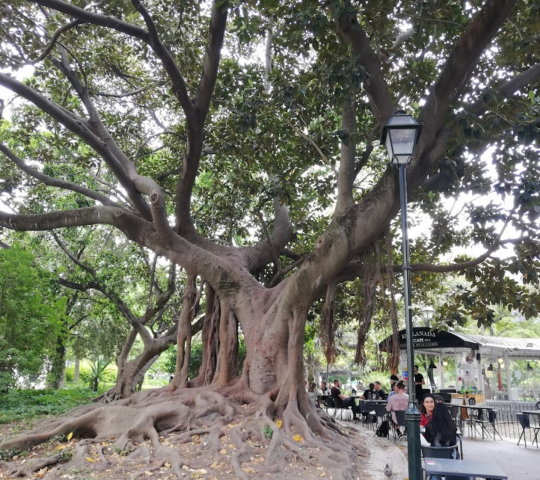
[381,110,422,480]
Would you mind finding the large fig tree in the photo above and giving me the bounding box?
[1,0,540,478]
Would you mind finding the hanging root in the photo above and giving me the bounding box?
[0,384,369,479]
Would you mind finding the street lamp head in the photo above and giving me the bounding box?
[422,306,435,321]
[381,110,422,166]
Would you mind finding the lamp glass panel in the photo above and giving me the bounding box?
[388,128,417,156]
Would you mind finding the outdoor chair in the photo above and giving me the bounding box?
[325,397,353,421]
[467,397,476,405]
[446,404,460,428]
[517,413,540,448]
[358,401,374,428]
[373,404,388,437]
[391,410,406,442]
[421,445,464,480]
[421,444,459,459]
[536,401,540,411]
[472,409,502,441]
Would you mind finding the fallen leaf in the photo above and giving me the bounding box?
[86,457,95,463]
[319,472,326,477]
[210,461,219,469]
[242,467,256,474]
[57,445,67,450]
[275,420,283,429]
[144,472,153,476]
[67,432,73,441]
[292,434,304,443]
[219,449,227,455]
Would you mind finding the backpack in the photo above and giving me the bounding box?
[376,420,389,438]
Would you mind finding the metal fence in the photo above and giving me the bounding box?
[460,400,540,441]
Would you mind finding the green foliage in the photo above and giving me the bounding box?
[263,425,273,440]
[0,386,102,424]
[87,356,115,391]
[0,244,66,392]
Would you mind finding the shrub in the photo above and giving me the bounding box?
[0,386,104,424]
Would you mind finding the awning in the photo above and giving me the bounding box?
[379,327,540,359]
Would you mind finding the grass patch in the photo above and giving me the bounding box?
[0,385,107,424]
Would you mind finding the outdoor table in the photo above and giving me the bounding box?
[456,404,497,439]
[424,458,507,479]
[522,410,540,427]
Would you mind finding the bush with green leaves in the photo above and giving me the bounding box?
[0,244,66,392]
[0,385,104,424]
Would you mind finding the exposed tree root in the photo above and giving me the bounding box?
[0,385,368,479]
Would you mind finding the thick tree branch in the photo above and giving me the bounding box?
[31,19,82,64]
[471,63,540,115]
[27,0,149,40]
[129,0,195,119]
[335,5,395,126]
[193,0,228,123]
[335,94,357,215]
[243,198,294,272]
[0,143,120,208]
[0,73,153,220]
[174,0,228,231]
[417,0,518,158]
[257,210,281,273]
[92,87,148,98]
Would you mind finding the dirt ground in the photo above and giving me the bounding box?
[0,418,407,480]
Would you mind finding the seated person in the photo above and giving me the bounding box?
[386,381,408,436]
[331,379,358,419]
[425,402,458,456]
[307,382,319,407]
[420,394,436,427]
[387,375,399,401]
[362,382,377,400]
[374,381,387,400]
[320,381,330,395]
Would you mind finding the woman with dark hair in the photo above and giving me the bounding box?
[425,403,457,446]
[307,382,318,406]
[420,394,436,427]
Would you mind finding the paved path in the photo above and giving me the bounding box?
[460,436,539,480]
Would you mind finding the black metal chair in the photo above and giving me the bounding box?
[327,396,354,421]
[390,410,406,442]
[358,401,373,428]
[421,445,458,459]
[517,413,540,448]
[373,404,388,437]
[472,408,502,440]
[421,445,462,480]
[536,401,540,411]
